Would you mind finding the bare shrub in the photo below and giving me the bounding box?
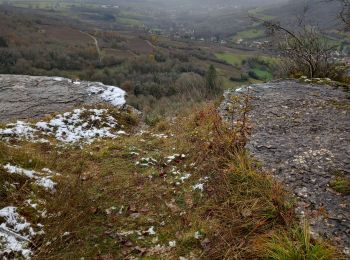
[250,9,344,79]
[263,20,339,78]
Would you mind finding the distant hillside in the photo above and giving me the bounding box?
[263,0,343,30]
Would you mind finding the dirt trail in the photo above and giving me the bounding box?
[80,31,102,62]
[145,40,156,49]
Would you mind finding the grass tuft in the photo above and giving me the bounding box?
[330,177,350,195]
[262,220,342,260]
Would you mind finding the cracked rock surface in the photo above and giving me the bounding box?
[220,80,350,255]
[0,74,124,122]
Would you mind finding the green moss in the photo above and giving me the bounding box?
[330,177,350,195]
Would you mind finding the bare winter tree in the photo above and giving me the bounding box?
[337,0,350,28]
[251,13,342,79]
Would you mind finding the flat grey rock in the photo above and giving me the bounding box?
[0,74,125,123]
[220,80,350,255]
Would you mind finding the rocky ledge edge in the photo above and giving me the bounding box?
[219,80,350,256]
[0,74,126,122]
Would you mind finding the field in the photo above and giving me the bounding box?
[214,51,277,82]
[215,52,249,66]
[232,28,266,42]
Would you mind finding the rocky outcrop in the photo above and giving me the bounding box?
[220,80,350,255]
[0,74,126,122]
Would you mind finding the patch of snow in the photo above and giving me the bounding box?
[151,133,168,139]
[3,164,56,191]
[0,207,36,259]
[0,121,36,139]
[35,177,55,191]
[169,240,176,247]
[105,206,117,215]
[179,173,191,183]
[88,84,126,106]
[136,157,157,167]
[165,154,180,164]
[25,200,38,209]
[165,154,186,164]
[117,230,142,237]
[52,77,65,82]
[4,164,35,178]
[193,183,204,191]
[192,177,209,192]
[147,226,156,236]
[194,231,202,239]
[0,108,125,144]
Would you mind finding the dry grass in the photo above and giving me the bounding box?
[0,103,341,259]
[172,103,295,259]
[261,220,343,260]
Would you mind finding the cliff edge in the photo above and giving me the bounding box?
[220,80,350,255]
[0,74,126,122]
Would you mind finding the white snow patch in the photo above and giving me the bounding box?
[4,164,35,179]
[151,133,168,139]
[35,177,55,190]
[165,154,186,164]
[52,77,65,82]
[0,108,125,144]
[147,226,156,235]
[0,207,36,259]
[3,164,56,191]
[88,84,126,106]
[136,157,158,167]
[192,177,209,192]
[169,240,176,247]
[192,183,204,191]
[0,122,36,139]
[194,231,202,239]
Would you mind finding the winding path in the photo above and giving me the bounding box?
[80,31,102,62]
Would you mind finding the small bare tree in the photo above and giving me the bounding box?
[251,14,340,79]
[336,0,350,29]
[325,0,350,29]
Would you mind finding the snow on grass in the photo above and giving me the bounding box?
[192,177,209,192]
[4,164,36,179]
[0,108,126,144]
[88,83,126,106]
[146,226,156,236]
[169,166,192,186]
[0,122,36,139]
[165,154,186,164]
[151,133,169,139]
[0,207,36,259]
[136,157,158,167]
[168,240,176,247]
[3,164,56,191]
[194,231,202,239]
[35,177,55,191]
[192,183,204,191]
